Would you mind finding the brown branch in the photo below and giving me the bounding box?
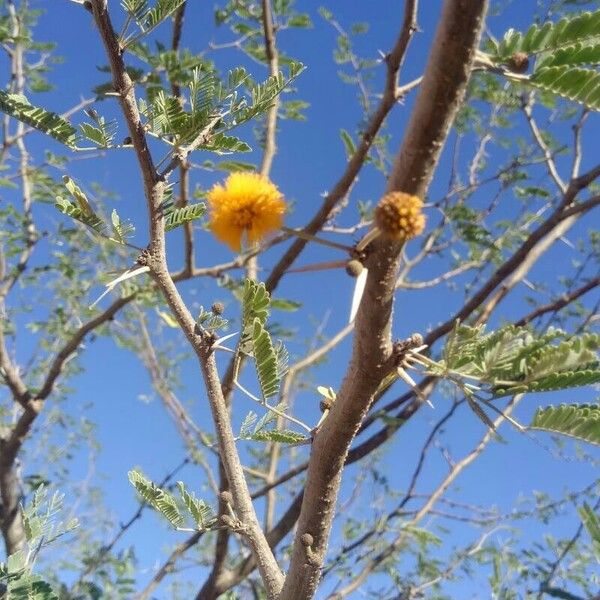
[515,275,600,327]
[536,494,600,600]
[521,94,566,194]
[328,394,522,599]
[169,2,194,276]
[91,0,161,233]
[0,2,37,554]
[201,0,283,586]
[260,0,279,177]
[197,492,305,599]
[90,1,284,595]
[0,399,42,555]
[137,531,204,600]
[264,0,419,293]
[37,295,132,401]
[476,208,585,324]
[279,3,487,598]
[192,184,600,599]
[0,325,30,408]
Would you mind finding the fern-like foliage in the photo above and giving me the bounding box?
[491,9,600,110]
[176,482,214,529]
[240,279,271,353]
[128,470,216,531]
[529,404,600,446]
[252,318,281,400]
[121,0,185,44]
[238,410,258,439]
[495,10,600,60]
[55,176,106,235]
[0,485,77,600]
[143,0,185,31]
[530,66,600,110]
[201,133,251,154]
[21,485,79,546]
[55,176,134,245]
[139,63,303,152]
[579,502,600,561]
[129,470,184,528]
[79,108,118,148]
[0,568,58,600]
[196,305,228,332]
[110,209,135,244]
[237,279,294,426]
[164,203,206,231]
[0,91,77,148]
[121,0,149,23]
[434,324,600,397]
[251,429,308,443]
[238,404,308,444]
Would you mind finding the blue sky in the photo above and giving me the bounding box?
[5,0,599,597]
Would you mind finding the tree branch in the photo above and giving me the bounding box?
[89,1,284,595]
[265,0,419,292]
[279,3,488,598]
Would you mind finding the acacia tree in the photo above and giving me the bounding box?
[0,0,599,598]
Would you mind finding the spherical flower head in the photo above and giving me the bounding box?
[374,192,425,242]
[207,172,286,252]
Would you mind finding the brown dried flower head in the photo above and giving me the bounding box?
[506,51,529,74]
[374,192,425,242]
[345,259,364,278]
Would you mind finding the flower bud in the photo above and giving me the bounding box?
[374,192,425,242]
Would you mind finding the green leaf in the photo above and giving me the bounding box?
[528,66,600,110]
[529,404,600,446]
[79,109,117,148]
[147,90,188,139]
[19,485,78,547]
[249,429,308,444]
[128,469,184,528]
[176,482,214,529]
[202,133,252,154]
[122,0,185,39]
[235,62,305,126]
[55,176,106,235]
[438,324,600,397]
[7,575,59,600]
[239,411,258,439]
[110,209,135,244]
[164,203,206,231]
[215,160,256,172]
[121,0,149,23]
[340,129,356,159]
[252,318,281,400]
[270,298,302,312]
[195,305,228,332]
[63,176,93,216]
[579,502,600,561]
[227,66,250,89]
[143,0,186,32]
[0,91,77,148]
[495,10,600,60]
[538,42,600,68]
[241,279,271,336]
[288,14,312,28]
[253,401,287,435]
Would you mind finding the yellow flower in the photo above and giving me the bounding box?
[207,172,286,252]
[374,192,425,242]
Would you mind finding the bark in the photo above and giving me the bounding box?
[279,2,489,598]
